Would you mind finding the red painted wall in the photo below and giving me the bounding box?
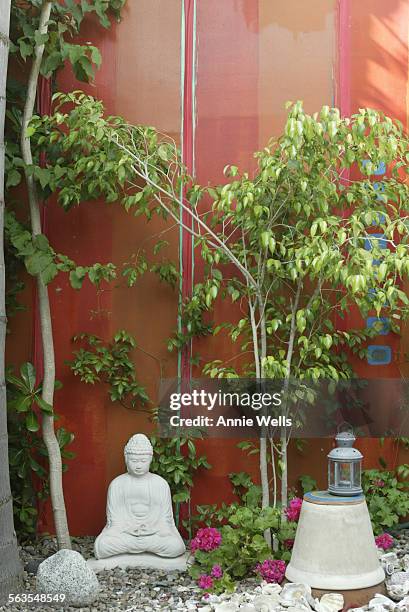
[7,0,409,536]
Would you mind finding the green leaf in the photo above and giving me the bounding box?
[25,411,39,432]
[69,268,87,290]
[8,395,32,413]
[35,167,51,190]
[33,234,50,252]
[20,362,36,392]
[35,396,54,415]
[157,145,169,161]
[6,169,21,188]
[18,38,33,61]
[41,51,63,77]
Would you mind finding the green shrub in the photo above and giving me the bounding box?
[362,466,409,534]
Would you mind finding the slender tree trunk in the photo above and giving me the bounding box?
[280,279,302,511]
[0,0,24,601]
[20,1,71,550]
[250,296,271,546]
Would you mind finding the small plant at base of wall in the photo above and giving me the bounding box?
[6,363,75,539]
[363,465,409,534]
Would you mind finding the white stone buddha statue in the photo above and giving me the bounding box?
[94,434,186,560]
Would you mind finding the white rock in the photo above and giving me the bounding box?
[214,603,240,612]
[36,550,100,607]
[252,594,282,611]
[318,593,344,612]
[386,583,409,602]
[390,573,409,586]
[368,594,396,609]
[381,553,401,575]
[280,584,312,603]
[396,595,409,611]
[260,583,282,596]
[402,556,409,572]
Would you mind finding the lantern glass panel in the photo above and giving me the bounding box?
[353,461,361,488]
[339,462,352,488]
[328,461,335,487]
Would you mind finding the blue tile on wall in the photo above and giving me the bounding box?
[364,234,387,251]
[367,345,392,366]
[362,160,386,175]
[371,213,386,226]
[373,161,386,175]
[366,317,390,335]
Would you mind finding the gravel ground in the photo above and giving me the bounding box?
[1,529,408,612]
[0,536,260,612]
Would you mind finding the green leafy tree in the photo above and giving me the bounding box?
[194,103,409,511]
[6,0,127,549]
[109,100,409,526]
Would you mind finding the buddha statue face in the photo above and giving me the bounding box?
[125,452,152,477]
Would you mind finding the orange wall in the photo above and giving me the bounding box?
[7,0,409,536]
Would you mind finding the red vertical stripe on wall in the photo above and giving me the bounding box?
[181,0,195,382]
[336,0,351,117]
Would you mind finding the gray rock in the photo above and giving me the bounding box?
[25,557,44,574]
[36,549,100,607]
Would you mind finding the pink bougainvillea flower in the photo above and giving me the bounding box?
[283,538,294,550]
[373,479,385,488]
[198,574,214,590]
[211,564,223,579]
[255,559,287,584]
[375,533,394,550]
[191,527,222,553]
[285,497,303,522]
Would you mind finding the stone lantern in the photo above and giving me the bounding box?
[285,431,385,590]
[328,430,363,496]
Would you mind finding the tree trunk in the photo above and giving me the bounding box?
[249,297,271,546]
[20,1,71,550]
[280,279,302,512]
[0,0,24,602]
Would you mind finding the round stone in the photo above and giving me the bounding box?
[36,549,100,607]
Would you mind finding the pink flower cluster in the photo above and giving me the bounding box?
[197,565,223,591]
[211,564,223,578]
[283,538,294,550]
[373,479,386,488]
[255,559,287,584]
[191,527,222,553]
[198,574,213,590]
[375,533,394,550]
[285,497,303,522]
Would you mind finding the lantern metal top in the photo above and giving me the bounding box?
[327,446,363,461]
[335,430,356,447]
[327,430,363,461]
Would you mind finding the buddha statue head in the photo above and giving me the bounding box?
[124,434,153,477]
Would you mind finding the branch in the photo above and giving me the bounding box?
[112,135,258,291]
